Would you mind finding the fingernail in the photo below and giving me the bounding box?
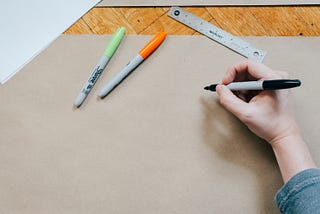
[216,84,223,95]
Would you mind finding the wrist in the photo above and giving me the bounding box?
[268,119,301,148]
[271,134,316,183]
[269,130,301,148]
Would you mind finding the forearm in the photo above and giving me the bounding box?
[271,134,317,183]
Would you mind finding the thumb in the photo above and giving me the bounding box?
[216,85,249,120]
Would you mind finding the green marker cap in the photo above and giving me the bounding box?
[104,27,126,58]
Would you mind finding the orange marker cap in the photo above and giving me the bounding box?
[139,32,167,59]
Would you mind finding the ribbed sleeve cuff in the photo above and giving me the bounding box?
[275,168,320,213]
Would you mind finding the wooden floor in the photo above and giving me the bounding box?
[65,6,320,36]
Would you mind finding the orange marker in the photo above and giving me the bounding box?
[99,32,167,98]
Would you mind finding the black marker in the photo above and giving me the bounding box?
[204,79,301,92]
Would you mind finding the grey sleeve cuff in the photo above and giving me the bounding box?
[275,168,320,214]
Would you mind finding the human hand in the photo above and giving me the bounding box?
[216,60,300,146]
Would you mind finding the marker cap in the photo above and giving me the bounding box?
[104,27,126,58]
[139,32,167,59]
[262,79,301,90]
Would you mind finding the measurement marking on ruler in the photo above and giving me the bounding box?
[209,30,223,39]
[168,7,266,62]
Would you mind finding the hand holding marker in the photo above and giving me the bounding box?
[74,27,126,107]
[98,32,167,98]
[204,79,301,92]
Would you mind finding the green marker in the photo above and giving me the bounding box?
[74,27,126,107]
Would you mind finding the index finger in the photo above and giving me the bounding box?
[222,60,281,85]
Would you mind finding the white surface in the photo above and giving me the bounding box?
[98,0,320,6]
[0,0,100,84]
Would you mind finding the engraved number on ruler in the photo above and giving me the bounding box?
[168,7,267,62]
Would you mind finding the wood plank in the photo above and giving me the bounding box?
[64,18,93,34]
[294,6,320,35]
[117,7,167,34]
[140,7,215,35]
[205,7,268,36]
[249,7,318,36]
[82,8,136,34]
[65,6,320,36]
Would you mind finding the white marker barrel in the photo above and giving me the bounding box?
[227,81,263,91]
[98,55,144,98]
[74,55,110,107]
